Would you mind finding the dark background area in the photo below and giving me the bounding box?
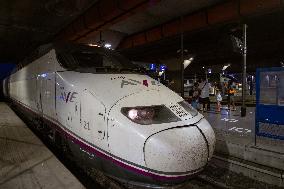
[0,63,15,99]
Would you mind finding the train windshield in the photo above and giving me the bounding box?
[56,46,143,74]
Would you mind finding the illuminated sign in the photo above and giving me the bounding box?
[160,65,166,71]
[149,63,156,71]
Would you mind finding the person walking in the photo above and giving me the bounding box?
[191,82,200,109]
[227,80,236,111]
[216,89,222,112]
[198,78,210,112]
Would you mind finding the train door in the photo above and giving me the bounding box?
[36,76,43,115]
[40,72,56,119]
[80,89,108,150]
[38,51,56,119]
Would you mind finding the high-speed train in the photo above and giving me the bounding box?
[3,43,215,186]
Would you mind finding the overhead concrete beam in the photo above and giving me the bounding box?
[207,1,239,24]
[118,0,283,50]
[55,0,161,43]
[240,0,281,16]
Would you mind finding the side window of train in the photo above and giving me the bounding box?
[56,51,120,71]
[56,54,67,68]
[56,54,77,70]
[72,51,108,68]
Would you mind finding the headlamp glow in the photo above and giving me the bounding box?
[121,105,180,125]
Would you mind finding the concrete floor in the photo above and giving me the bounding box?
[0,102,84,189]
[203,105,284,170]
[204,105,255,144]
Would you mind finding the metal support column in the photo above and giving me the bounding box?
[241,24,247,117]
[180,16,184,98]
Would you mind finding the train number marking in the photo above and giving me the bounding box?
[83,121,90,130]
[60,92,78,103]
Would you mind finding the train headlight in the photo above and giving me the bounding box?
[121,105,180,125]
[178,101,198,117]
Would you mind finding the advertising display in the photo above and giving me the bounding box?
[256,67,284,140]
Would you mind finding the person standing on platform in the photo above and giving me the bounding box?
[216,89,222,112]
[191,82,200,110]
[227,80,236,111]
[199,78,210,112]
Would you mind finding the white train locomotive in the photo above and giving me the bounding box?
[3,43,215,186]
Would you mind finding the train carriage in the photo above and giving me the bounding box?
[4,43,215,186]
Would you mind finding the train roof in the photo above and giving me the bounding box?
[16,42,130,70]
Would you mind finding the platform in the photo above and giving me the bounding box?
[204,105,284,165]
[0,102,84,189]
[203,105,284,186]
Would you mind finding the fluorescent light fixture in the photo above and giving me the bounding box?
[222,64,231,71]
[184,60,191,64]
[183,58,193,69]
[88,43,100,47]
[104,43,112,48]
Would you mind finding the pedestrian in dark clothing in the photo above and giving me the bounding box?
[227,80,236,111]
[191,82,200,109]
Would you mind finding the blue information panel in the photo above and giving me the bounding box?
[159,65,167,71]
[149,63,156,71]
[256,67,284,140]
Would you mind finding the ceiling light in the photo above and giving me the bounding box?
[104,43,112,48]
[184,60,191,64]
[88,43,100,47]
[183,58,193,69]
[222,64,231,71]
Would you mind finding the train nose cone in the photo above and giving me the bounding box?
[144,126,208,173]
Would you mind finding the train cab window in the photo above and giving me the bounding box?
[56,48,140,74]
[72,51,104,68]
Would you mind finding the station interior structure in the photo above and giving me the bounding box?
[0,0,284,188]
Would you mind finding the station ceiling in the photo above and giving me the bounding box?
[0,0,97,62]
[0,0,283,74]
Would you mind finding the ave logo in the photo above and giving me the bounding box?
[120,79,160,88]
[60,92,78,103]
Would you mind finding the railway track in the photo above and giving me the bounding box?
[83,167,230,189]
[80,156,282,189]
